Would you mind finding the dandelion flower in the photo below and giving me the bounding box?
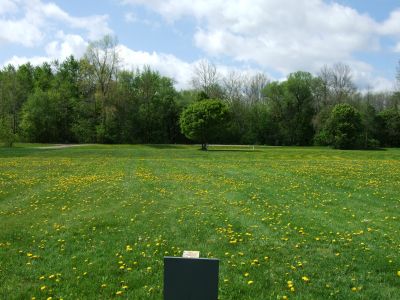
[301,276,310,282]
[247,280,254,285]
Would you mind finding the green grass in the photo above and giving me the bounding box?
[1,145,400,299]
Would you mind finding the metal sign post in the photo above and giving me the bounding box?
[164,251,219,300]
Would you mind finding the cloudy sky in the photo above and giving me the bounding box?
[1,0,399,91]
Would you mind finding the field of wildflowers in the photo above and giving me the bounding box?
[0,144,399,299]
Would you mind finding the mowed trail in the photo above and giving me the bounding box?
[36,144,94,149]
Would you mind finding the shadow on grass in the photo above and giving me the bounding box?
[205,149,261,153]
[0,147,46,157]
[144,144,188,149]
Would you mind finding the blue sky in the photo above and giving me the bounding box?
[1,0,399,91]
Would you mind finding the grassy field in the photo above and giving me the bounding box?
[1,144,400,299]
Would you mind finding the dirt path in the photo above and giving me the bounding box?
[37,144,93,149]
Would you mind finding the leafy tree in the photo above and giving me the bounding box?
[263,72,315,145]
[324,103,363,149]
[0,66,18,135]
[284,71,316,145]
[133,68,180,143]
[20,89,62,142]
[377,109,400,147]
[83,35,119,142]
[53,56,81,142]
[180,99,228,150]
[33,62,54,91]
[360,103,380,148]
[0,115,16,147]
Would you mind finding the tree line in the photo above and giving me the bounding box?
[0,35,399,149]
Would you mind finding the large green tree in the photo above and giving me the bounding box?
[324,103,363,149]
[180,99,228,150]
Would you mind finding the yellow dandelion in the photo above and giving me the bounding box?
[301,276,310,282]
[247,280,254,285]
[40,286,46,291]
[351,287,357,292]
[101,284,107,288]
[223,279,229,283]
[116,291,123,295]
[244,272,249,277]
[397,271,400,277]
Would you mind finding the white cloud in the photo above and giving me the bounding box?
[117,45,193,89]
[0,18,44,47]
[2,55,49,67]
[347,60,395,92]
[0,0,18,15]
[117,44,263,89]
[379,9,400,36]
[121,0,399,91]
[39,2,112,40]
[45,32,88,60]
[2,32,88,68]
[123,0,379,73]
[0,0,112,47]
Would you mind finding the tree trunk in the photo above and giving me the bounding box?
[201,143,208,151]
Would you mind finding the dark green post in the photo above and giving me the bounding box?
[164,256,219,300]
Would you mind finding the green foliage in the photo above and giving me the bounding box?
[377,109,400,147]
[0,115,16,147]
[20,89,62,142]
[180,99,228,149]
[263,72,315,145]
[360,104,380,149]
[324,103,363,149]
[0,40,400,148]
